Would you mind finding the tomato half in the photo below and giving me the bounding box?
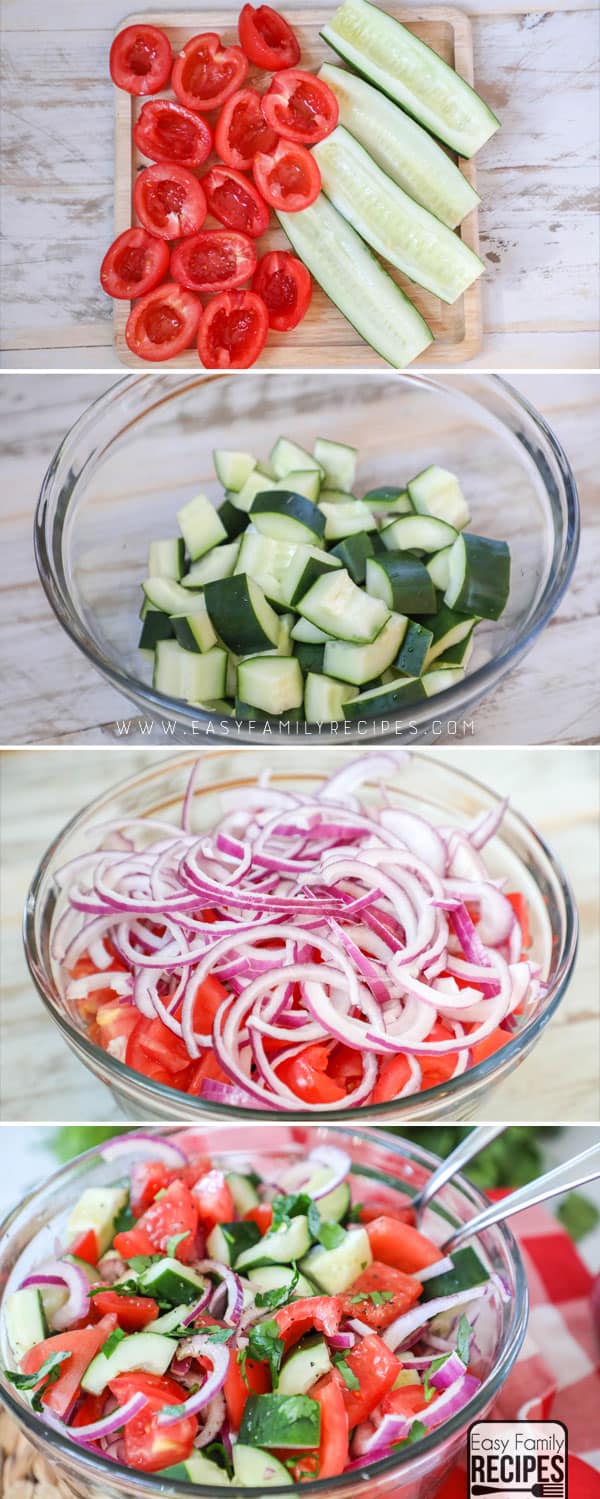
[215,88,279,170]
[262,70,339,145]
[365,1216,442,1275]
[171,230,256,293]
[253,139,320,211]
[134,163,207,241]
[21,1315,117,1419]
[340,1261,422,1329]
[100,228,169,301]
[134,100,213,168]
[172,33,248,112]
[252,250,312,331]
[203,165,270,237]
[197,289,268,369]
[238,6,301,70]
[110,24,172,96]
[126,284,201,363]
[110,1372,197,1473]
[333,1334,399,1426]
[275,1043,345,1105]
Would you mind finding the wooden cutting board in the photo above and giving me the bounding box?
[113,7,483,368]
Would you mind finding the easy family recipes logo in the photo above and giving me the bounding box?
[468,1420,568,1498]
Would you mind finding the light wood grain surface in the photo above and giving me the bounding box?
[0,746,597,1123]
[113,6,482,368]
[0,370,598,746]
[1,0,598,370]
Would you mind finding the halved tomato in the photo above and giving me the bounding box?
[203,165,270,237]
[134,100,213,168]
[134,163,207,241]
[215,88,278,170]
[261,70,339,145]
[110,24,172,96]
[238,6,301,70]
[125,283,201,363]
[100,228,169,301]
[253,139,320,211]
[252,250,312,331]
[172,33,248,112]
[197,289,269,369]
[171,229,257,293]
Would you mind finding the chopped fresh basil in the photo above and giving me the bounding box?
[167,1231,189,1259]
[203,1327,236,1344]
[393,1419,427,1450]
[244,1319,284,1387]
[456,1314,471,1366]
[333,1354,360,1391]
[423,1355,447,1401]
[317,1221,346,1251]
[102,1327,127,1360]
[255,1265,300,1310]
[6,1350,71,1412]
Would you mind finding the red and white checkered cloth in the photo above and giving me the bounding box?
[437,1203,600,1499]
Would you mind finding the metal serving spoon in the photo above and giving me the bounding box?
[412,1125,505,1223]
[442,1141,600,1253]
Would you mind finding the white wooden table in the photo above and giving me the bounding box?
[1,745,598,1122]
[0,371,598,745]
[1,0,598,370]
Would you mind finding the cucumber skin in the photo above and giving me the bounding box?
[218,499,249,540]
[368,554,438,615]
[251,491,326,541]
[393,620,433,677]
[331,531,375,584]
[204,575,278,655]
[344,677,426,717]
[447,534,511,620]
[235,699,304,723]
[295,643,326,675]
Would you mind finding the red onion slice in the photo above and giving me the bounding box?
[192,1260,244,1327]
[158,1337,229,1425]
[22,1261,90,1331]
[99,1133,189,1167]
[64,1394,149,1443]
[382,1286,485,1351]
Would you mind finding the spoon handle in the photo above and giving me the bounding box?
[413,1125,504,1221]
[442,1142,600,1253]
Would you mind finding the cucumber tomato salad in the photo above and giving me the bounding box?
[103,0,499,368]
[54,753,538,1109]
[3,1137,500,1480]
[140,435,511,724]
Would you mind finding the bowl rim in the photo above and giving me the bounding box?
[0,1125,529,1495]
[22,748,579,1124]
[33,370,581,744]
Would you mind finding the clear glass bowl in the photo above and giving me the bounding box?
[0,1126,528,1499]
[34,372,580,744]
[23,749,578,1124]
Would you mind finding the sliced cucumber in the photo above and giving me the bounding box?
[239,1394,320,1452]
[365,554,437,614]
[279,1338,332,1396]
[324,612,407,685]
[437,631,474,669]
[305,672,358,722]
[236,531,302,607]
[295,642,325,675]
[277,195,432,369]
[138,611,174,652]
[67,1186,128,1258]
[233,1446,292,1487]
[235,700,304,724]
[276,613,295,656]
[161,1452,231,1484]
[300,1226,372,1294]
[362,486,413,514]
[251,491,326,544]
[423,604,479,667]
[205,574,281,654]
[182,541,240,588]
[421,1246,488,1300]
[146,1305,192,1336]
[321,0,500,158]
[5,1288,48,1364]
[237,656,304,716]
[143,577,202,615]
[176,495,227,560]
[393,619,433,677]
[319,488,357,505]
[381,515,458,554]
[248,1265,318,1301]
[154,641,226,701]
[320,499,377,540]
[231,469,275,515]
[408,466,470,531]
[319,63,480,229]
[237,1216,311,1271]
[278,469,322,504]
[218,497,250,540]
[313,437,357,492]
[444,532,511,620]
[206,1220,261,1267]
[427,545,454,592]
[173,601,218,655]
[226,1172,260,1214]
[148,538,185,581]
[422,665,465,696]
[297,569,389,645]
[82,1332,175,1396]
[343,676,426,717]
[213,449,256,491]
[282,546,341,608]
[291,617,334,644]
[139,1257,211,1306]
[313,127,483,305]
[330,530,375,584]
[271,437,325,482]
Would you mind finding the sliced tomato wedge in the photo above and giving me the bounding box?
[215,88,278,170]
[130,1159,174,1216]
[253,138,320,211]
[507,890,531,948]
[293,1373,349,1480]
[172,33,248,112]
[244,1203,273,1234]
[190,974,230,1032]
[261,70,339,145]
[69,1228,99,1266]
[134,163,207,241]
[138,1178,199,1261]
[203,165,270,237]
[332,1333,399,1426]
[238,6,301,70]
[197,289,268,369]
[359,1201,416,1228]
[171,229,256,293]
[275,1043,345,1105]
[21,1315,117,1418]
[134,100,213,168]
[274,1296,342,1352]
[365,1216,442,1275]
[126,283,201,363]
[110,1371,197,1472]
[110,24,172,96]
[126,1017,193,1088]
[100,228,169,302]
[92,1292,159,1331]
[192,1168,235,1230]
[252,250,311,331]
[381,1383,431,1418]
[187,1051,232,1096]
[469,1025,510,1066]
[372,1052,414,1105]
[340,1261,422,1329]
[224,1353,270,1428]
